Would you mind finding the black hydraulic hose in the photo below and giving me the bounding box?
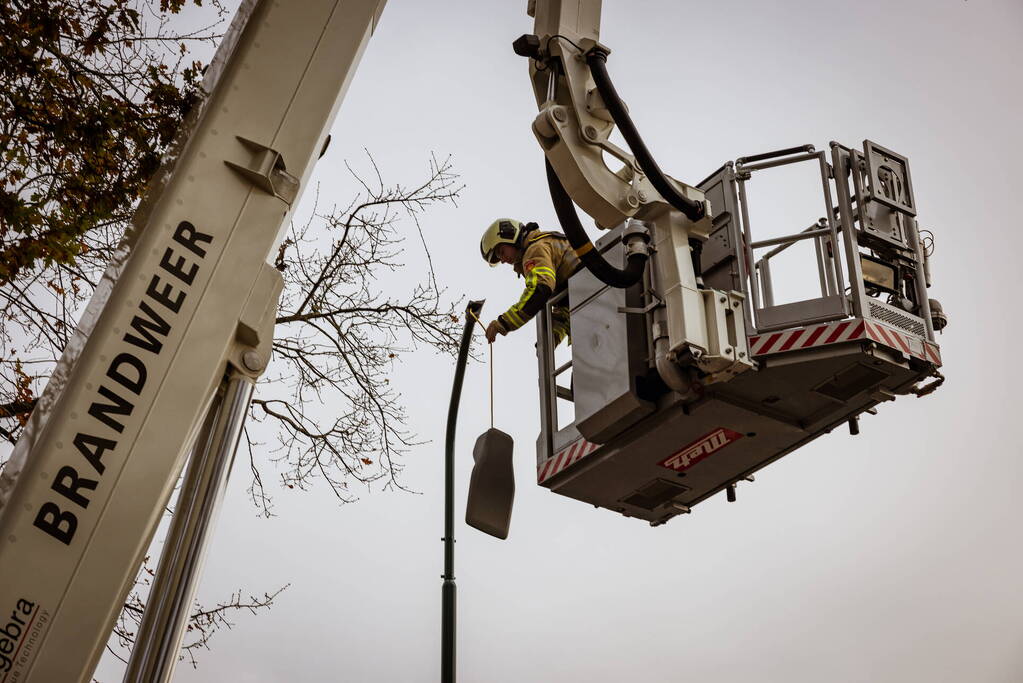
[442,299,483,683]
[585,48,706,223]
[545,159,647,289]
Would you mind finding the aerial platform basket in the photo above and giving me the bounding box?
[534,141,945,525]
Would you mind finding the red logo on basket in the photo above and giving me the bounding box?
[659,428,743,472]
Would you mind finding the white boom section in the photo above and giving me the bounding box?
[528,0,749,380]
[0,1,386,680]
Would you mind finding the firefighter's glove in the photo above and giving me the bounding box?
[485,319,507,344]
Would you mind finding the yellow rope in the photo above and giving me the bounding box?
[467,308,493,429]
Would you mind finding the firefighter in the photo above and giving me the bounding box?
[480,218,579,345]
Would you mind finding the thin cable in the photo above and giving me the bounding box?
[544,33,585,54]
[489,343,494,429]
[467,308,494,429]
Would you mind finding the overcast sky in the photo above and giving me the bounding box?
[94,0,1023,681]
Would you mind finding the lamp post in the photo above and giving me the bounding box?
[442,300,484,683]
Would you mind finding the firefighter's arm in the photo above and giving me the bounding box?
[491,243,558,338]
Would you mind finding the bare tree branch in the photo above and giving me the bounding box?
[255,154,464,504]
[108,555,289,670]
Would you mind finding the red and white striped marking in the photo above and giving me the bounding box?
[748,318,941,366]
[537,438,601,484]
[922,341,942,365]
[862,321,942,366]
[748,319,867,356]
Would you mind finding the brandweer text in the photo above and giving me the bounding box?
[33,221,213,545]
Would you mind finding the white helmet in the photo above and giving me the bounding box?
[480,218,524,266]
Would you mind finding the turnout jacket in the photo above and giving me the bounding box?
[497,230,580,337]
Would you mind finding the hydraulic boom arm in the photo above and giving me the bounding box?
[0,2,385,681]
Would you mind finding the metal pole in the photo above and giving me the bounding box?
[760,258,775,308]
[736,177,762,328]
[443,300,484,683]
[905,216,936,341]
[124,373,255,683]
[817,152,848,311]
[831,144,869,319]
[724,167,755,335]
[536,293,560,464]
[813,236,830,296]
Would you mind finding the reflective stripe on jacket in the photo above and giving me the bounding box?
[497,230,579,333]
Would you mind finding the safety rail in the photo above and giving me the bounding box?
[753,219,840,309]
[706,140,937,344]
[735,145,850,333]
[536,288,572,464]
